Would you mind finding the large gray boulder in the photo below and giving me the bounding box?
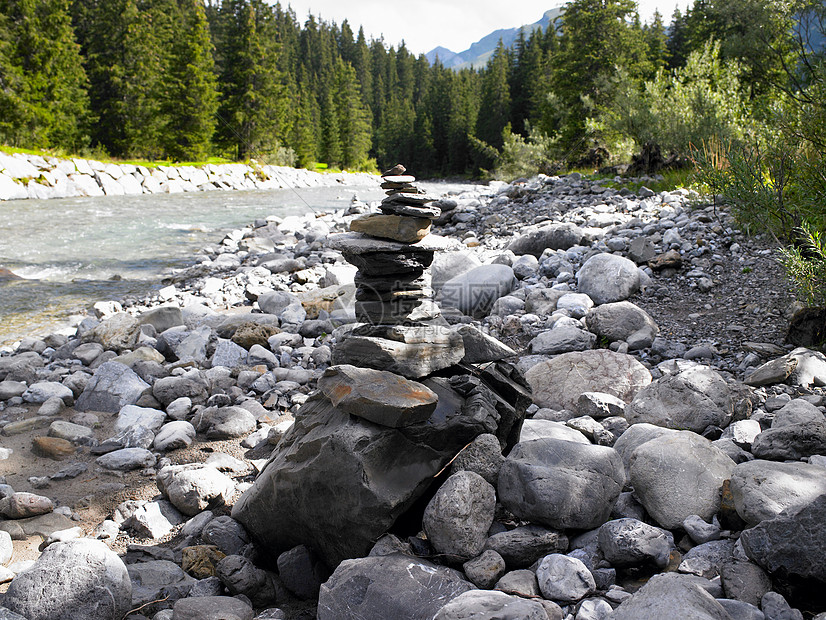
[498,438,625,530]
[192,405,256,439]
[85,312,141,351]
[576,253,641,305]
[152,369,209,407]
[585,301,659,349]
[257,290,300,316]
[507,223,587,257]
[525,350,651,411]
[730,459,826,527]
[233,367,526,567]
[434,589,548,620]
[438,264,516,318]
[613,423,679,472]
[625,366,735,434]
[751,398,826,460]
[423,471,496,562]
[529,325,596,355]
[629,431,735,529]
[115,405,166,434]
[74,361,150,413]
[535,553,595,603]
[138,306,184,333]
[2,539,131,620]
[128,559,196,614]
[598,518,673,568]
[740,494,826,609]
[156,464,236,516]
[520,419,590,444]
[431,250,482,293]
[609,572,734,620]
[317,553,473,620]
[21,382,74,406]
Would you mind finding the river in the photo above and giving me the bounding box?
[0,184,391,346]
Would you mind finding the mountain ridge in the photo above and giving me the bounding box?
[425,7,564,70]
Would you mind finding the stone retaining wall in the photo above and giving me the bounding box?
[0,150,376,201]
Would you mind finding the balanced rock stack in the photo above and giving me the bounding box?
[327,164,465,378]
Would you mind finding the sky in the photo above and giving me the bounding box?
[278,1,687,56]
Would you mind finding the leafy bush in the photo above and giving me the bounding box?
[491,125,560,181]
[779,223,826,307]
[595,40,751,157]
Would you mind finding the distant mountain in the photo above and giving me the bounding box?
[426,7,564,70]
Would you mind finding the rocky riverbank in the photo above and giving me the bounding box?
[0,150,376,201]
[1,171,825,620]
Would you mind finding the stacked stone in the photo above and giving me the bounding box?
[327,164,465,378]
[337,165,443,326]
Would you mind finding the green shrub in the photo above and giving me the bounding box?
[491,125,560,181]
[778,223,826,307]
[595,40,751,157]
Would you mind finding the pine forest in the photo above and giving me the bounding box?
[0,0,824,183]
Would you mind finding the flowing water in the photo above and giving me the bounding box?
[0,184,389,345]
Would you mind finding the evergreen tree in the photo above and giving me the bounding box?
[214,0,289,160]
[667,7,690,68]
[510,29,545,134]
[76,0,172,157]
[332,58,372,169]
[164,0,219,160]
[319,86,342,166]
[289,81,320,167]
[1,0,90,150]
[548,0,648,156]
[643,10,669,76]
[447,69,480,173]
[476,40,512,150]
[0,8,30,146]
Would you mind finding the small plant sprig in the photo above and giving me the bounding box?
[778,222,826,307]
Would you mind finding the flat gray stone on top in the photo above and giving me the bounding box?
[327,231,459,254]
[318,364,438,428]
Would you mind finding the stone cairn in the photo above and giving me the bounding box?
[327,164,466,379]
